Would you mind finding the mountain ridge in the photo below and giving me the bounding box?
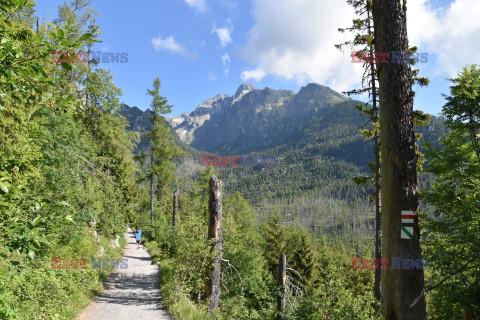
[166,82,351,155]
[119,82,448,202]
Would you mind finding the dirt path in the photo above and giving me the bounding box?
[77,228,172,320]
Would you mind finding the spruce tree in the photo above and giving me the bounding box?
[263,216,286,276]
[372,0,427,318]
[291,232,319,293]
[422,65,480,319]
[337,0,430,302]
[145,78,185,221]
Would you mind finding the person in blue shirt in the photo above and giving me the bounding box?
[134,228,142,249]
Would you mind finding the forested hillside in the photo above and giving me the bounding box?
[122,85,448,203]
[120,87,448,248]
[1,0,479,320]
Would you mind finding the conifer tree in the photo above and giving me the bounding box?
[291,232,319,293]
[372,0,427,318]
[337,0,430,302]
[263,216,286,276]
[422,65,480,319]
[146,78,185,221]
[336,0,383,300]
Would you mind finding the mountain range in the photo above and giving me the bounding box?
[119,82,448,202]
[166,82,352,155]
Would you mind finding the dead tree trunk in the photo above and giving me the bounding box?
[206,176,222,311]
[373,83,383,303]
[373,0,427,319]
[150,164,154,222]
[277,253,286,320]
[367,7,383,302]
[172,187,179,228]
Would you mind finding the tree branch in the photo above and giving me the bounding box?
[425,258,473,292]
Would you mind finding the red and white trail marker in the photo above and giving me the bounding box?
[401,210,414,224]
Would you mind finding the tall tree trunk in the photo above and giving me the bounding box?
[277,253,286,320]
[373,0,427,319]
[368,8,382,302]
[206,176,222,311]
[374,116,382,302]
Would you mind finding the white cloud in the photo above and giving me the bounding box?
[407,0,480,77]
[221,53,230,66]
[151,36,195,59]
[184,0,207,12]
[212,19,233,47]
[219,0,238,11]
[208,72,217,81]
[221,53,230,75]
[240,0,361,92]
[241,0,480,92]
[241,68,266,82]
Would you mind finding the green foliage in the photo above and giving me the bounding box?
[291,231,320,293]
[292,238,378,319]
[221,192,274,319]
[421,65,480,319]
[261,216,287,276]
[0,227,124,319]
[0,0,138,317]
[442,64,480,162]
[143,77,187,218]
[158,258,213,320]
[147,170,382,320]
[294,266,377,320]
[1,1,467,320]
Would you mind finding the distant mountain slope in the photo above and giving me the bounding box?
[166,83,354,155]
[120,83,448,202]
[118,104,204,159]
[119,84,448,242]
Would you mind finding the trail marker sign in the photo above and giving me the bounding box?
[401,226,414,239]
[401,210,414,223]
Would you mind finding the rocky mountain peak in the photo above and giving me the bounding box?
[235,82,257,99]
[298,83,346,101]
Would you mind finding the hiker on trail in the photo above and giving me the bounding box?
[135,228,142,249]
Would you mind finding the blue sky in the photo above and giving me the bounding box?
[35,0,479,118]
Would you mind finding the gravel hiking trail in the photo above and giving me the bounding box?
[77,228,172,320]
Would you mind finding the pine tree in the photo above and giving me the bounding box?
[145,78,185,221]
[372,0,427,318]
[337,0,430,302]
[263,216,286,276]
[291,232,319,293]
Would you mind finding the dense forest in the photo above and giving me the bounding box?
[0,0,479,319]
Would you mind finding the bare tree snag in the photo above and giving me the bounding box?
[277,253,286,320]
[206,176,222,311]
[150,155,154,222]
[367,6,383,301]
[172,187,179,228]
[372,0,427,319]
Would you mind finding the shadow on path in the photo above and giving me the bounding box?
[77,228,172,320]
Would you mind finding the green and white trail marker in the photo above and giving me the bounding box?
[401,226,414,239]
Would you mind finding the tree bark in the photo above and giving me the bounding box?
[277,253,286,320]
[373,0,427,319]
[206,176,222,311]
